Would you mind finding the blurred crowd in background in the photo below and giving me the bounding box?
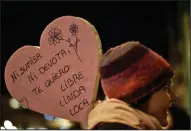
[1,1,190,130]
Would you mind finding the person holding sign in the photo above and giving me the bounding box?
[88,41,177,130]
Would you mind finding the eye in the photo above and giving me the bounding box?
[163,88,168,93]
[163,86,170,93]
[163,87,172,95]
[162,81,172,93]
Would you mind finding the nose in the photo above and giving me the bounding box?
[169,88,178,103]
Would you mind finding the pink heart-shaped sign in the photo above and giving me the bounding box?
[4,16,102,124]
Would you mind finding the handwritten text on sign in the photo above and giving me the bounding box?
[9,24,89,116]
[5,16,101,123]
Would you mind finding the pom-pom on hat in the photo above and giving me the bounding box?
[100,41,174,103]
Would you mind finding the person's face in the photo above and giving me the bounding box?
[146,81,177,127]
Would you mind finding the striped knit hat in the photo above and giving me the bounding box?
[100,41,174,103]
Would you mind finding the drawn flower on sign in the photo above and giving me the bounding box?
[48,28,63,46]
[67,23,82,62]
[69,23,78,35]
[47,23,82,62]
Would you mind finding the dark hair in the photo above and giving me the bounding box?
[130,79,172,109]
[131,92,153,108]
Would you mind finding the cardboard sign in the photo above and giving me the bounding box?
[4,16,102,124]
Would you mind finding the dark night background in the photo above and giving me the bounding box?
[1,1,179,95]
[1,1,190,130]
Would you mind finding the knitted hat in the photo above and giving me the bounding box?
[100,41,174,103]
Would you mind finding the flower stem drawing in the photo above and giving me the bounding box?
[48,23,82,62]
